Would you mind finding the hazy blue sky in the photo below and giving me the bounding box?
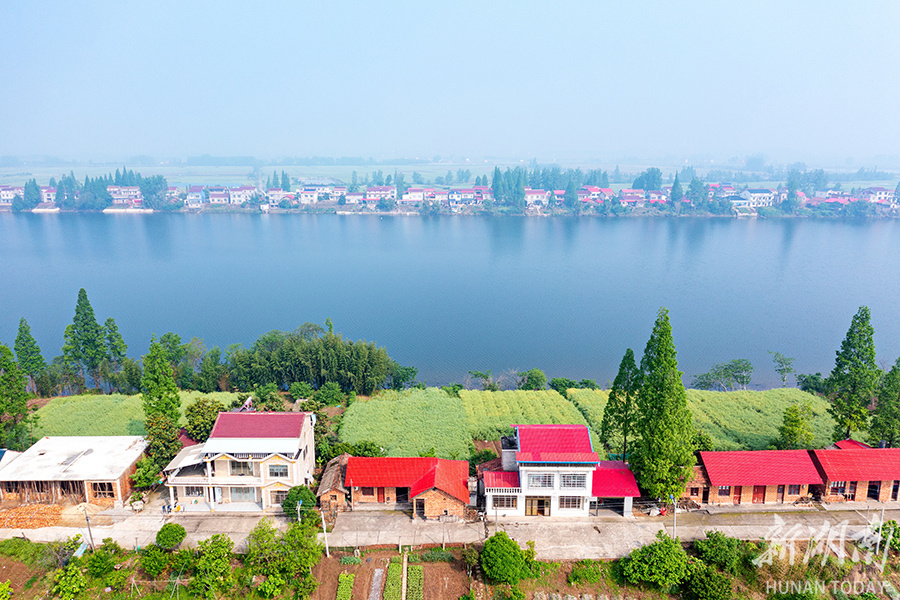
[2,1,898,165]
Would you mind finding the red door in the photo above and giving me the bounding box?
[752,486,766,503]
[733,486,742,504]
[377,488,385,502]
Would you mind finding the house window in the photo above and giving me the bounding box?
[185,486,204,497]
[788,485,801,495]
[528,474,554,489]
[271,490,288,505]
[361,487,375,497]
[492,496,517,509]
[330,495,338,501]
[690,487,700,497]
[230,461,253,476]
[91,482,115,498]
[561,474,586,489]
[830,481,847,495]
[559,496,582,510]
[268,465,288,478]
[718,486,731,497]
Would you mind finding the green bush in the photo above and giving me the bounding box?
[140,544,170,578]
[257,573,286,598]
[406,566,422,600]
[0,581,10,600]
[190,534,235,600]
[567,560,605,585]
[86,549,116,577]
[171,548,197,575]
[681,561,731,600]
[282,485,317,521]
[0,537,46,567]
[481,532,526,585]
[105,570,127,591]
[494,585,525,600]
[384,563,402,600]
[339,555,361,565]
[315,382,345,406]
[420,548,454,562]
[52,564,86,600]
[290,382,315,401]
[156,523,187,550]
[694,530,743,574]
[620,531,688,590]
[131,456,161,488]
[768,593,820,600]
[337,572,355,600]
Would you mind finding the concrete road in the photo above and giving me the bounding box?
[325,511,485,550]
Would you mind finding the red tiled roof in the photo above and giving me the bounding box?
[484,470,520,488]
[514,424,599,463]
[699,450,822,486]
[834,439,872,450]
[344,457,469,504]
[177,428,199,447]
[811,448,900,482]
[209,412,307,439]
[592,462,640,497]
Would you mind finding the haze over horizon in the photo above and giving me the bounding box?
[2,1,898,168]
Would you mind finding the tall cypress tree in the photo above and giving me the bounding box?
[104,317,127,369]
[14,318,45,393]
[871,357,900,447]
[142,337,181,423]
[600,348,640,456]
[670,173,684,203]
[70,288,106,386]
[0,344,31,449]
[281,170,290,192]
[827,306,878,441]
[632,308,695,499]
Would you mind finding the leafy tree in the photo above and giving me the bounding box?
[481,532,526,585]
[141,337,181,424]
[564,180,578,211]
[69,288,106,385]
[682,561,731,600]
[693,530,743,574]
[686,177,709,211]
[314,381,344,406]
[470,370,500,392]
[190,534,234,600]
[578,379,599,389]
[0,344,32,450]
[289,381,315,400]
[144,414,182,467]
[282,485,317,521]
[390,364,418,390]
[281,170,290,192]
[103,318,127,369]
[670,173,684,203]
[776,401,814,449]
[871,357,900,447]
[691,359,753,391]
[23,179,40,210]
[156,523,187,550]
[631,308,696,499]
[600,348,640,456]
[517,368,546,391]
[131,456,160,488]
[140,544,170,578]
[184,397,225,442]
[14,318,45,393]
[769,351,795,386]
[632,167,663,191]
[52,563,87,599]
[796,372,828,395]
[549,377,577,398]
[621,531,688,590]
[827,306,878,440]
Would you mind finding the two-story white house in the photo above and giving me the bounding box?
[481,424,639,517]
[163,412,315,511]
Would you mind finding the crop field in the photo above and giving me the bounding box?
[34,391,239,437]
[569,387,835,451]
[460,390,589,440]
[339,388,469,459]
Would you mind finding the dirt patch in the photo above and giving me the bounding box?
[26,396,53,411]
[423,560,470,600]
[0,556,47,599]
[312,551,394,600]
[0,505,61,529]
[472,440,501,455]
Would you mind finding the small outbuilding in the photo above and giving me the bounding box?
[0,436,146,508]
[811,448,900,502]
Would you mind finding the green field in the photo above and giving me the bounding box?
[569,387,834,451]
[339,389,469,459]
[460,389,590,440]
[34,391,239,437]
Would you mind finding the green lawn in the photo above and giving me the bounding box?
[569,387,835,451]
[34,391,239,437]
[460,389,590,440]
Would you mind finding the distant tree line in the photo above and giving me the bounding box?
[11,169,170,212]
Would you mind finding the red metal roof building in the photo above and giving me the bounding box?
[592,461,640,498]
[209,412,308,439]
[343,457,469,519]
[811,449,900,502]
[514,424,600,463]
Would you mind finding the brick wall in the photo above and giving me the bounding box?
[413,489,466,519]
[350,486,397,505]
[318,486,348,514]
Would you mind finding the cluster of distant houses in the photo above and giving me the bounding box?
[0,181,897,213]
[0,410,899,524]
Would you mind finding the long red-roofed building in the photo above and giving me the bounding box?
[811,448,900,502]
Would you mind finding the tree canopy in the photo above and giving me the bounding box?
[827,306,878,440]
[600,348,640,456]
[871,357,900,447]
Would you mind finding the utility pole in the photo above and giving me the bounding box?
[83,509,95,550]
[669,495,677,540]
[320,511,330,558]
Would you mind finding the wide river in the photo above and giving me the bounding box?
[1,213,899,389]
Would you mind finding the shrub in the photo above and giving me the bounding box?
[282,486,317,521]
[0,581,10,600]
[339,555,361,565]
[0,537,46,567]
[171,548,197,575]
[421,548,454,562]
[190,534,234,600]
[257,573,286,598]
[156,523,187,550]
[141,544,170,578]
[315,382,345,406]
[86,549,116,577]
[337,572,355,600]
[461,547,479,572]
[620,531,688,590]
[481,532,526,585]
[494,585,525,600]
[105,569,127,591]
[52,564,86,600]
[131,456,161,488]
[384,563,402,600]
[100,538,124,556]
[567,560,605,586]
[290,382,315,401]
[681,561,731,600]
[406,566,423,600]
[294,573,319,600]
[694,530,743,574]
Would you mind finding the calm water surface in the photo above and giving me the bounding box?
[1,213,899,388]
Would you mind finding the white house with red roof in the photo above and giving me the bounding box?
[401,188,425,203]
[39,186,57,203]
[739,188,777,207]
[0,186,23,206]
[365,186,397,200]
[318,456,469,520]
[298,189,319,205]
[481,424,639,517]
[524,189,549,205]
[163,411,315,511]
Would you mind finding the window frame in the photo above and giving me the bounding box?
[717,485,731,497]
[558,496,583,510]
[271,490,288,505]
[230,461,253,476]
[788,484,801,495]
[492,495,517,509]
[560,474,587,489]
[527,473,554,489]
[268,464,289,478]
[185,486,204,497]
[91,482,115,498]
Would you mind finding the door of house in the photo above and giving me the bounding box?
[893,481,899,501]
[213,487,222,503]
[777,485,785,503]
[377,488,385,502]
[230,487,256,503]
[868,481,881,500]
[525,497,550,516]
[701,488,710,504]
[752,486,766,503]
[848,481,858,500]
[733,487,742,505]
